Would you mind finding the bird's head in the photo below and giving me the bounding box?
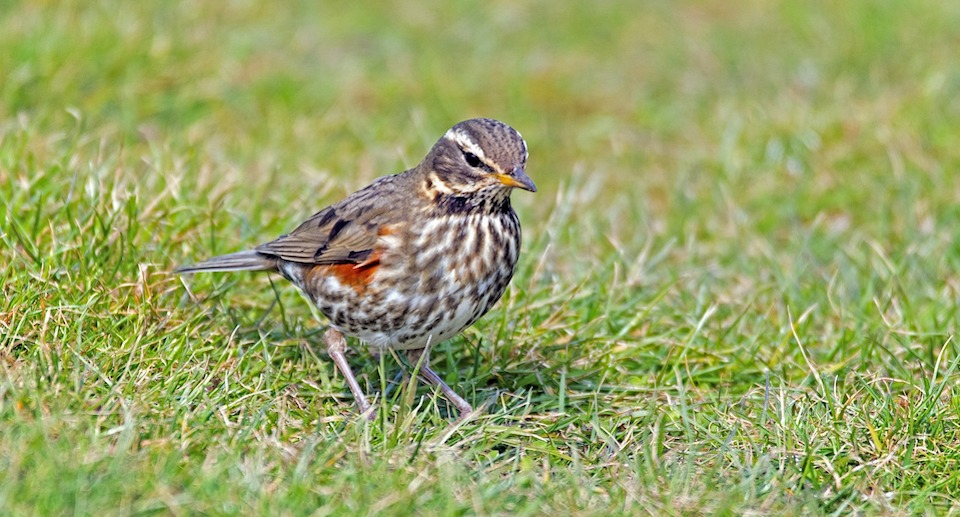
[422,118,536,198]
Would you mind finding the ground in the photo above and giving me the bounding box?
[2,0,960,514]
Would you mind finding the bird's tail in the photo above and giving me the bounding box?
[175,250,278,274]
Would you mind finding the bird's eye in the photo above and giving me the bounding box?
[463,152,481,168]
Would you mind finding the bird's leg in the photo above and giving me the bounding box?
[407,348,473,418]
[323,328,375,420]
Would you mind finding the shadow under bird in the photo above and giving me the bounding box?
[176,118,536,419]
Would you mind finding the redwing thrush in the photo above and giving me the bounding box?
[177,118,536,419]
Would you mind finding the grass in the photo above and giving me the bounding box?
[3,0,960,514]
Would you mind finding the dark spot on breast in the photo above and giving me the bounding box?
[424,268,444,292]
[473,224,486,257]
[418,247,442,273]
[490,225,505,249]
[441,195,470,214]
[367,289,385,306]
[319,302,334,315]
[331,307,344,326]
[455,220,468,243]
[423,295,439,317]
[366,308,387,327]
[409,307,430,331]
[443,294,459,311]
[494,197,512,214]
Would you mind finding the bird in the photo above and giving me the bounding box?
[176,118,536,419]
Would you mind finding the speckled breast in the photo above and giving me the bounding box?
[300,210,521,351]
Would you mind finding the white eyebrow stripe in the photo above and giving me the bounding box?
[443,128,486,160]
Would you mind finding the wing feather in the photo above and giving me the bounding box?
[255,175,405,265]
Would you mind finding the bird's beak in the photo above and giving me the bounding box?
[495,167,537,192]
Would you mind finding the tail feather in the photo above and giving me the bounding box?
[175,250,277,274]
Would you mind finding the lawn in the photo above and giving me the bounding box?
[3,0,960,514]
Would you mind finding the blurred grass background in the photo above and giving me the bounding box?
[3,0,960,514]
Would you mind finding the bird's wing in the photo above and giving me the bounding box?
[255,175,403,265]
